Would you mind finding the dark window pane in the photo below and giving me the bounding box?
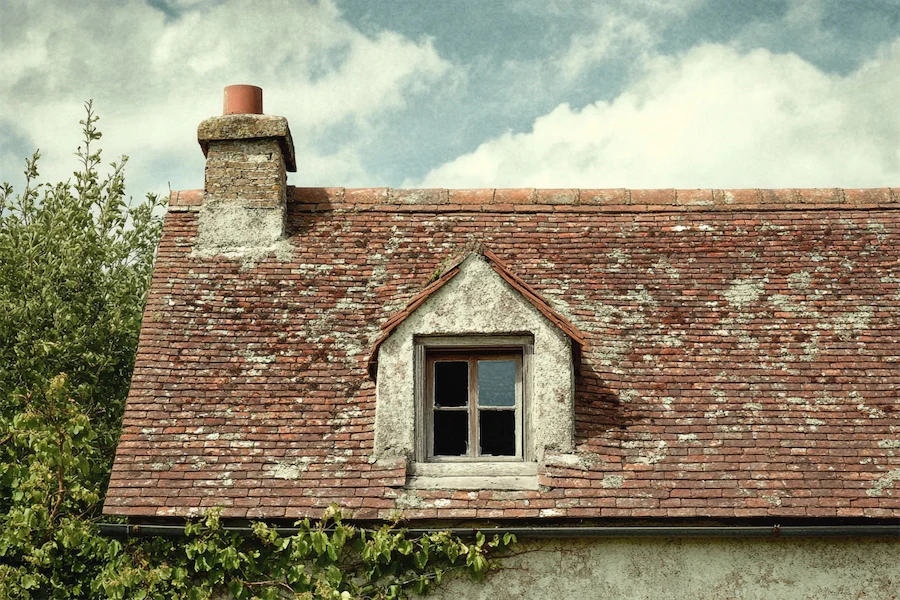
[480,411,516,456]
[433,411,468,456]
[434,361,468,407]
[477,360,516,407]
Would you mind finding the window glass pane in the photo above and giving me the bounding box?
[434,361,468,407]
[433,411,468,456]
[480,411,516,456]
[477,360,516,407]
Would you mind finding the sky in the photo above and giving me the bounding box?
[2,0,900,202]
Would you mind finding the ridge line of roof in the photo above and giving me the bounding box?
[294,187,899,208]
[168,187,900,212]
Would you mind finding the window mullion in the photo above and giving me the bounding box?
[469,357,478,458]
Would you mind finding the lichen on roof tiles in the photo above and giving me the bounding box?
[105,187,900,521]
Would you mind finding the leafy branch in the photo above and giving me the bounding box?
[0,102,165,600]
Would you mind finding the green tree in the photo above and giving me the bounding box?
[0,102,165,598]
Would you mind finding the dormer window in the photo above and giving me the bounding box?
[368,250,584,490]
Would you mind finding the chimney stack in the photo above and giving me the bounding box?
[197,86,296,246]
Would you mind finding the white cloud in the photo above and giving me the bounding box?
[0,0,454,196]
[415,41,900,189]
[548,0,704,80]
[558,14,655,80]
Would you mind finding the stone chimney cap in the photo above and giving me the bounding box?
[223,84,263,115]
[197,114,297,173]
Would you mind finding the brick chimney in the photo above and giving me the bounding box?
[196,85,296,244]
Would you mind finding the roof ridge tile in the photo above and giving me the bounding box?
[277,187,900,214]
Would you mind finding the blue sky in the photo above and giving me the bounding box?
[2,0,899,201]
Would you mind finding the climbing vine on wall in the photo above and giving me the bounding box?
[100,507,516,600]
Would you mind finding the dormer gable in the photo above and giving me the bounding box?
[368,247,585,378]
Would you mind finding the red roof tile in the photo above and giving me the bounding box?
[105,187,900,521]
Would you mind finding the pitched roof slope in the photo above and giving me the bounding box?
[105,187,900,520]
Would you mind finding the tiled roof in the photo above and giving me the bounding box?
[105,187,900,521]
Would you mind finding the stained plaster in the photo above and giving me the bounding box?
[429,537,900,600]
[194,200,293,268]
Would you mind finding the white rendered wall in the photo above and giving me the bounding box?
[430,536,900,600]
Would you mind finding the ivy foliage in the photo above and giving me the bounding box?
[100,507,516,600]
[0,104,515,599]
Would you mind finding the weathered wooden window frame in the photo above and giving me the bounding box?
[410,333,537,480]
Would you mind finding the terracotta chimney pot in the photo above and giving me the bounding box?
[223,84,263,115]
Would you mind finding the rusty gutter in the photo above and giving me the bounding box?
[99,523,900,539]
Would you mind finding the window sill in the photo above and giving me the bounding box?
[406,461,538,490]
